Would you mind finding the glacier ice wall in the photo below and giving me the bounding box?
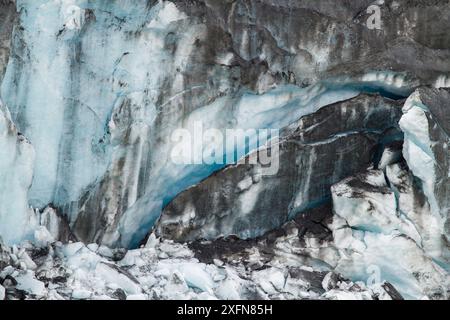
[156,93,404,241]
[3,0,181,210]
[0,0,16,84]
[155,90,450,298]
[399,88,450,243]
[0,98,36,244]
[0,0,36,245]
[0,0,449,249]
[0,0,449,301]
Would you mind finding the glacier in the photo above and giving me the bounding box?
[1,0,421,248]
[399,89,450,244]
[0,98,36,244]
[156,89,450,299]
[0,0,449,300]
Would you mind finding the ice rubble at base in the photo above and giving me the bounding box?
[0,234,403,301]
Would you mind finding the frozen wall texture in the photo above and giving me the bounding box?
[0,0,449,299]
[1,0,449,248]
